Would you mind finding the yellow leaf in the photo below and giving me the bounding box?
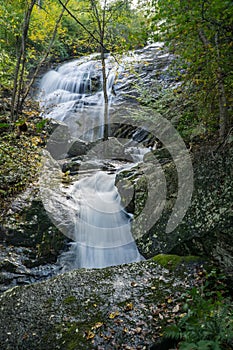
[91,322,103,330]
[109,310,120,319]
[172,305,180,313]
[124,302,134,311]
[86,331,95,340]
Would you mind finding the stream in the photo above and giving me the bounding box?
[39,52,149,269]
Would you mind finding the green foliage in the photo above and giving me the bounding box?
[0,111,44,216]
[0,51,16,90]
[149,0,233,137]
[165,279,233,349]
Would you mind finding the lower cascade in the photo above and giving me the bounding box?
[59,171,143,270]
[39,54,145,269]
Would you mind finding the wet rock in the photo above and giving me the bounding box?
[0,185,68,291]
[0,244,59,293]
[45,120,71,159]
[67,139,90,157]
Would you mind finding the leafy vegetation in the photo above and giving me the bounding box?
[0,3,232,349]
[0,106,46,217]
[165,271,233,349]
[148,0,233,139]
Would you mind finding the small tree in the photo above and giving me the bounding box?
[58,0,148,140]
[11,0,37,121]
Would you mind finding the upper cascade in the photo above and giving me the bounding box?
[39,55,117,140]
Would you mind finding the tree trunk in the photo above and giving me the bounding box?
[20,0,69,108]
[11,0,37,121]
[101,47,109,141]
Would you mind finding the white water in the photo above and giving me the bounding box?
[39,55,145,269]
[59,171,143,269]
[39,56,116,140]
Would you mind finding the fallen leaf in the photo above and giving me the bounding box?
[85,331,95,340]
[92,322,103,330]
[172,305,180,313]
[135,327,142,334]
[124,302,134,311]
[109,310,120,319]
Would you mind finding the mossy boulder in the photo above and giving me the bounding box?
[0,258,205,349]
[1,187,67,265]
[116,144,233,277]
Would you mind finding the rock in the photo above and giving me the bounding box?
[0,258,204,349]
[0,244,59,293]
[0,185,68,291]
[45,119,71,159]
[88,137,131,161]
[117,144,233,277]
[67,139,90,157]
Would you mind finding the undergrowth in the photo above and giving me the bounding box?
[0,107,48,219]
[165,270,233,350]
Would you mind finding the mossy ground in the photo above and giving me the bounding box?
[0,101,48,219]
[151,254,202,270]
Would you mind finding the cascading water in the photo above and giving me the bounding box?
[39,55,145,269]
[59,171,143,270]
[39,55,116,140]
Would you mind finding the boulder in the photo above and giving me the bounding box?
[117,144,233,277]
[67,139,90,157]
[0,258,205,349]
[0,185,68,292]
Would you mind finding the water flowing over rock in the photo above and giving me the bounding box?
[1,43,232,291]
[38,48,166,269]
[39,54,117,140]
[58,171,143,270]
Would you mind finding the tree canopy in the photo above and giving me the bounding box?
[0,0,232,138]
[149,0,233,138]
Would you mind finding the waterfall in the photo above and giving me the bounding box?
[59,171,143,269]
[39,55,145,269]
[39,55,116,140]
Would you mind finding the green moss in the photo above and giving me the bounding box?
[45,297,55,307]
[151,254,201,269]
[63,295,77,305]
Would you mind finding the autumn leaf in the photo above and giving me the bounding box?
[91,322,103,330]
[85,330,95,340]
[109,310,120,319]
[124,302,134,311]
[172,305,180,313]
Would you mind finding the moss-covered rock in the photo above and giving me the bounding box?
[1,187,66,262]
[0,259,206,349]
[116,142,233,277]
[151,254,202,270]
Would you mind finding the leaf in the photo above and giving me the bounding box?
[85,330,95,340]
[0,123,10,129]
[91,322,103,330]
[159,313,164,320]
[124,302,134,311]
[172,304,180,313]
[109,310,120,319]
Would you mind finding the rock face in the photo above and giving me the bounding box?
[0,259,203,350]
[0,187,67,293]
[116,140,233,276]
